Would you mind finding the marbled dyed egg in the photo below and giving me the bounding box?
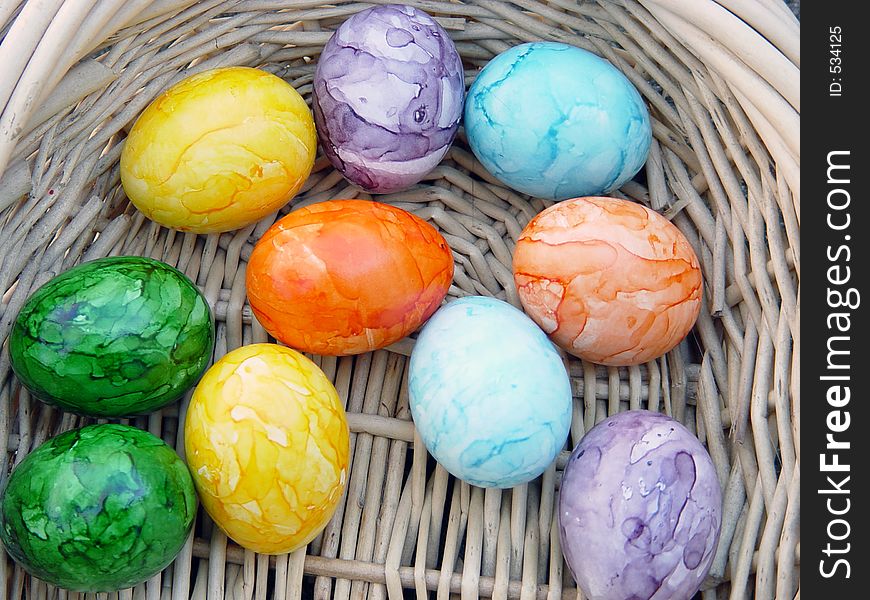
[409,296,572,488]
[246,199,454,355]
[313,4,464,193]
[464,42,652,200]
[121,66,317,233]
[513,197,701,366]
[184,344,350,554]
[0,424,197,592]
[559,410,722,600]
[9,256,214,417]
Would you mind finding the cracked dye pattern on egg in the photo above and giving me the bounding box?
[184,344,350,554]
[121,66,317,233]
[409,296,572,488]
[313,4,464,193]
[9,256,214,417]
[559,410,722,600]
[513,197,701,366]
[0,424,197,592]
[246,200,454,356]
[464,42,652,200]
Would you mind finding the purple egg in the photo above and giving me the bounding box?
[559,410,722,600]
[313,4,464,193]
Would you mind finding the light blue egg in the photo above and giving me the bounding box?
[409,296,572,488]
[464,42,652,200]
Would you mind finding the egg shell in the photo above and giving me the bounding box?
[0,424,197,592]
[246,199,454,355]
[513,196,702,366]
[184,344,350,554]
[120,66,317,233]
[559,410,722,600]
[464,42,652,200]
[409,296,572,488]
[9,256,214,417]
[313,4,464,193]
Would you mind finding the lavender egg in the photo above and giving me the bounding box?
[313,4,464,193]
[559,411,722,600]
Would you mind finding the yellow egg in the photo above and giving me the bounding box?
[120,67,317,233]
[184,344,349,554]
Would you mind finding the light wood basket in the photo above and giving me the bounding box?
[0,1,800,599]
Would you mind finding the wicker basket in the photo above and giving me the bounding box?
[0,1,800,598]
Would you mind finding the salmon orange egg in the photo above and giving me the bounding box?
[120,67,316,234]
[246,200,454,355]
[513,197,702,366]
[183,344,349,554]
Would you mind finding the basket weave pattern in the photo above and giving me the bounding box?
[0,1,800,598]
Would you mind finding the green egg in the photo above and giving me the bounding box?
[9,256,214,417]
[0,424,197,592]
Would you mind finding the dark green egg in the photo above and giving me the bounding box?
[0,424,197,592]
[9,256,214,417]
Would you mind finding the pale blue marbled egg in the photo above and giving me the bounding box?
[409,296,572,488]
[464,42,652,200]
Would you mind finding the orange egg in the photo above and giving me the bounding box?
[513,197,702,366]
[247,200,454,355]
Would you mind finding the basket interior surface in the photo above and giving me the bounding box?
[0,1,800,599]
